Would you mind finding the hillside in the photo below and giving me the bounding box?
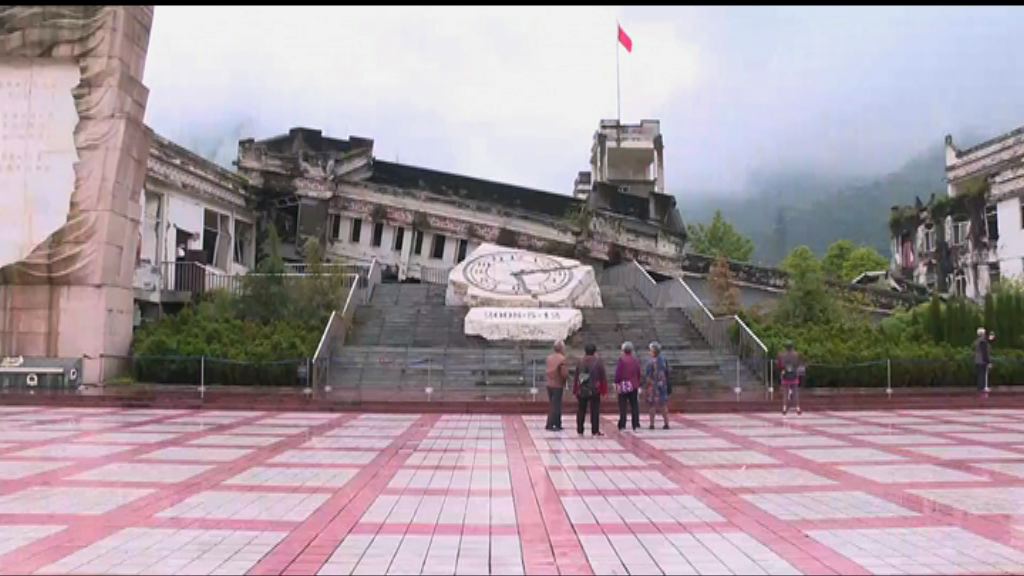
[680,144,947,265]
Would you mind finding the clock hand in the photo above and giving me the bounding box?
[515,265,581,276]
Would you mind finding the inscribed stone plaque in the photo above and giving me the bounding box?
[0,60,81,268]
[464,307,583,341]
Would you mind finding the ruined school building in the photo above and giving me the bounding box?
[890,126,1024,300]
[134,119,689,320]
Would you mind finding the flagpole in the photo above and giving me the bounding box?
[616,22,621,124]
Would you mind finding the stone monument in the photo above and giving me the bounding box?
[447,243,602,342]
[446,243,603,308]
[0,6,154,383]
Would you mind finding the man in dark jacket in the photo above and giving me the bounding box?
[975,328,991,391]
[573,343,608,436]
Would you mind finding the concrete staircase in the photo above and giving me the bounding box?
[332,282,757,393]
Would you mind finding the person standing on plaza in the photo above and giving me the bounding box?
[777,341,804,415]
[574,343,608,436]
[644,341,671,430]
[614,341,642,431]
[974,327,992,392]
[545,340,569,431]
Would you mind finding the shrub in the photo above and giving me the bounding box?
[132,231,352,386]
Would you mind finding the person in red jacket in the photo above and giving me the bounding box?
[574,343,608,436]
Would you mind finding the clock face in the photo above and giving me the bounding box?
[462,251,574,296]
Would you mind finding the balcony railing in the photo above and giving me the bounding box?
[156,261,361,301]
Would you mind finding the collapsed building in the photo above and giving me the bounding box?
[136,118,921,320]
[233,119,687,282]
[890,126,1024,300]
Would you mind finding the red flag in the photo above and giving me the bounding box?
[618,24,632,53]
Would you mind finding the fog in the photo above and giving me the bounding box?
[144,6,1024,197]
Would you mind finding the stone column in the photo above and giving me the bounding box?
[0,6,154,384]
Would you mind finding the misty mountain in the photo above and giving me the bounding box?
[679,143,947,265]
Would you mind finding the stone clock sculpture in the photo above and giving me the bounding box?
[462,251,574,297]
[447,243,603,309]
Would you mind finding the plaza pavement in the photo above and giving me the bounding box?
[0,406,1022,574]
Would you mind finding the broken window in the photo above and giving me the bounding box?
[202,210,218,266]
[372,222,384,248]
[457,239,468,263]
[328,214,341,241]
[989,262,1001,288]
[431,234,447,260]
[986,205,999,241]
[923,226,936,253]
[233,220,254,268]
[413,230,424,255]
[393,227,405,252]
[954,273,967,297]
[952,219,969,247]
[350,218,362,244]
[201,209,232,270]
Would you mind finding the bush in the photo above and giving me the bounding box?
[744,265,1024,388]
[132,233,353,386]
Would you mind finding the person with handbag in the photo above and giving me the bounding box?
[614,341,642,431]
[644,341,671,430]
[573,343,608,436]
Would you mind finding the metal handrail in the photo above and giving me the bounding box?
[653,275,771,391]
[311,273,362,391]
[601,259,659,306]
[732,313,769,390]
[365,258,382,304]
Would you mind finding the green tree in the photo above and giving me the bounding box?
[240,226,288,324]
[840,246,889,283]
[686,210,755,262]
[776,245,836,325]
[822,240,856,280]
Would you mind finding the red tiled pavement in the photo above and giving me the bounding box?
[0,407,1022,574]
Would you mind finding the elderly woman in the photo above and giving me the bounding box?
[614,341,642,431]
[644,341,671,430]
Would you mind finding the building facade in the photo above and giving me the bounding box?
[236,120,688,282]
[133,132,257,322]
[891,126,1024,300]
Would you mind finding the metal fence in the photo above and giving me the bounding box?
[128,353,1024,402]
[131,356,311,391]
[418,265,453,286]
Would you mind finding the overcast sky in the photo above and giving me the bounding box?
[143,6,1024,197]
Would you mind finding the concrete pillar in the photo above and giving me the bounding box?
[0,6,154,384]
[399,227,413,280]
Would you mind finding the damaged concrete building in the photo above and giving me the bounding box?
[235,119,688,282]
[132,132,257,324]
[890,126,1024,299]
